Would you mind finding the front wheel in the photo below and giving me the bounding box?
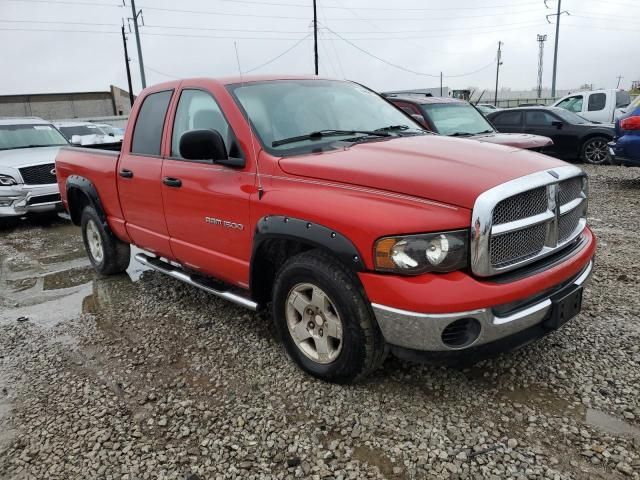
[81,205,130,275]
[581,136,611,165]
[272,250,386,383]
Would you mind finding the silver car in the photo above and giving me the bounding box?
[0,117,69,218]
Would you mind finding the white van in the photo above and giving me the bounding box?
[553,89,631,124]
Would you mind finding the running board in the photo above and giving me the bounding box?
[134,253,258,311]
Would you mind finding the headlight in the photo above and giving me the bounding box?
[0,174,18,186]
[374,230,468,274]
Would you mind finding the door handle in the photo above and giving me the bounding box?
[162,177,182,188]
[119,169,134,179]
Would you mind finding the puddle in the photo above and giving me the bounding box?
[585,409,640,439]
[43,266,95,290]
[502,386,584,419]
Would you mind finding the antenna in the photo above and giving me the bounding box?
[234,41,264,200]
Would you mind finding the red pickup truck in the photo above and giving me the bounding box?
[56,76,596,383]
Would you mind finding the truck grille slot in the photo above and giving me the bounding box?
[558,207,583,243]
[471,167,588,277]
[492,187,547,225]
[491,223,547,267]
[19,163,57,185]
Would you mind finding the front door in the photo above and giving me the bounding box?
[161,88,253,288]
[523,110,578,157]
[117,89,175,258]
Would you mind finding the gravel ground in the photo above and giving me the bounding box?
[0,165,639,480]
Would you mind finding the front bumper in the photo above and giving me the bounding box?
[372,260,592,353]
[0,183,62,217]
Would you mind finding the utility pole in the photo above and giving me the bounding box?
[547,0,569,98]
[616,75,623,88]
[313,0,318,75]
[121,24,135,107]
[440,72,443,97]
[494,41,503,107]
[129,0,146,89]
[536,34,547,99]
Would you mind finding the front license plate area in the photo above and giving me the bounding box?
[544,285,583,330]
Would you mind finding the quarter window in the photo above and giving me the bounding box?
[492,111,522,126]
[131,90,173,156]
[171,89,238,158]
[587,93,606,112]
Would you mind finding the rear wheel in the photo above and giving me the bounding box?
[81,205,130,275]
[581,136,611,165]
[272,250,386,383]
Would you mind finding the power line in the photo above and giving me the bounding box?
[323,26,496,78]
[6,0,120,7]
[244,34,312,73]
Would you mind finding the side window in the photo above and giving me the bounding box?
[588,93,606,112]
[393,101,427,127]
[492,111,522,126]
[556,95,583,113]
[525,111,555,126]
[616,90,630,108]
[171,89,239,158]
[131,90,173,156]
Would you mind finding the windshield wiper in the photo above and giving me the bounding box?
[449,132,475,137]
[475,129,495,134]
[18,144,59,149]
[374,125,410,132]
[272,129,390,147]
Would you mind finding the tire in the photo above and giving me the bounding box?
[80,205,130,275]
[272,249,387,383]
[581,136,612,165]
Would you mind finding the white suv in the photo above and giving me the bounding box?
[0,117,69,219]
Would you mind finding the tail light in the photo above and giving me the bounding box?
[620,116,640,131]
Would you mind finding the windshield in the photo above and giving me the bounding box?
[229,79,424,154]
[58,124,103,139]
[552,108,589,124]
[0,124,68,150]
[421,103,494,136]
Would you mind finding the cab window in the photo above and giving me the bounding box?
[587,93,606,112]
[131,90,173,156]
[556,95,583,113]
[171,89,241,159]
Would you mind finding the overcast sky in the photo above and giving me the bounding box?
[1,0,638,96]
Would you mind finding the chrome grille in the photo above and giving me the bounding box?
[492,187,547,225]
[559,207,583,243]
[558,177,582,206]
[19,163,57,185]
[471,166,588,277]
[491,223,547,267]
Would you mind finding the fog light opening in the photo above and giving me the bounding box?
[441,318,481,348]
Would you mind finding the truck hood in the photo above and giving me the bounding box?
[278,135,568,209]
[0,146,62,168]
[469,132,553,149]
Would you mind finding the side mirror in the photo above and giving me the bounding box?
[551,120,564,129]
[179,129,245,168]
[411,114,427,128]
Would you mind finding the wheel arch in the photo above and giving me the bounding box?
[249,216,366,307]
[579,131,614,153]
[65,175,107,226]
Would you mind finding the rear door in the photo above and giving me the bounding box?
[117,89,175,258]
[490,110,523,133]
[161,87,253,287]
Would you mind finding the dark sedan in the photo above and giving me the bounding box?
[487,107,615,164]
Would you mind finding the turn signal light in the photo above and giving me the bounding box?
[620,116,640,131]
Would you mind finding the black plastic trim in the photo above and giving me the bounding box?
[252,215,365,271]
[65,175,107,225]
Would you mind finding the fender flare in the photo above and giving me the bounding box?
[65,175,107,225]
[249,216,366,298]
